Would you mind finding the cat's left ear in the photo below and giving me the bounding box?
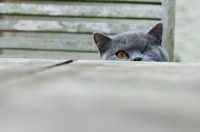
[93,33,111,46]
[93,33,112,53]
[148,23,163,44]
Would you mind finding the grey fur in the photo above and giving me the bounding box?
[93,23,169,62]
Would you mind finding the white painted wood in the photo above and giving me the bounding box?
[0,37,98,52]
[5,0,162,3]
[162,0,176,61]
[1,49,100,60]
[0,3,162,19]
[0,20,157,34]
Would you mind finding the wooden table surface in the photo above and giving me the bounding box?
[1,58,200,132]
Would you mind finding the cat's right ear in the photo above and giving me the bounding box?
[93,33,112,53]
[148,23,163,44]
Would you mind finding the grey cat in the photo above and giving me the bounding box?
[93,23,169,62]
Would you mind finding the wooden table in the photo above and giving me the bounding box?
[1,58,200,132]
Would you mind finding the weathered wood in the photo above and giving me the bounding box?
[94,0,161,1]
[162,0,175,61]
[2,31,93,39]
[0,58,67,72]
[0,20,156,34]
[0,3,162,19]
[0,37,98,52]
[0,58,71,83]
[1,49,100,60]
[1,61,200,132]
[5,0,162,3]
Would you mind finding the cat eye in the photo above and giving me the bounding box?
[116,51,128,59]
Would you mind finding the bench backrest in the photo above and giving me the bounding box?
[0,0,175,61]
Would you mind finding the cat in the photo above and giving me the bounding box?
[93,23,169,62]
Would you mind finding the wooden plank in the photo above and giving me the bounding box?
[80,0,161,2]
[0,58,72,83]
[2,15,160,24]
[0,20,157,34]
[5,0,162,3]
[1,61,200,132]
[1,31,93,39]
[162,0,175,62]
[0,37,98,52]
[0,49,100,60]
[0,16,160,33]
[0,3,162,19]
[0,58,67,72]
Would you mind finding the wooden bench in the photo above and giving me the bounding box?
[1,59,200,132]
[0,0,175,61]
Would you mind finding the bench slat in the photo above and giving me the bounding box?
[100,0,161,1]
[0,3,161,19]
[0,50,100,60]
[0,37,98,52]
[0,20,156,34]
[2,31,93,39]
[5,0,161,3]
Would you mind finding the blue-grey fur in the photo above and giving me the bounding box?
[93,23,169,62]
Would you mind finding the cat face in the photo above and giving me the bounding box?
[93,23,169,62]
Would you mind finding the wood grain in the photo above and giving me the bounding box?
[4,0,161,3]
[162,0,176,61]
[0,3,161,19]
[1,60,200,132]
[0,37,98,52]
[0,58,71,83]
[0,20,157,34]
[1,49,100,60]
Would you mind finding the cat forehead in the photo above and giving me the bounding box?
[111,31,149,48]
[113,31,148,42]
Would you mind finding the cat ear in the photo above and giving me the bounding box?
[148,23,163,44]
[93,33,112,53]
[93,33,111,46]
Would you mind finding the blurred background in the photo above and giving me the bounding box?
[175,0,200,62]
[0,0,200,62]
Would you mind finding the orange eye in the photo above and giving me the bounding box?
[116,51,128,59]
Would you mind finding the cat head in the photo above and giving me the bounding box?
[93,23,169,62]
